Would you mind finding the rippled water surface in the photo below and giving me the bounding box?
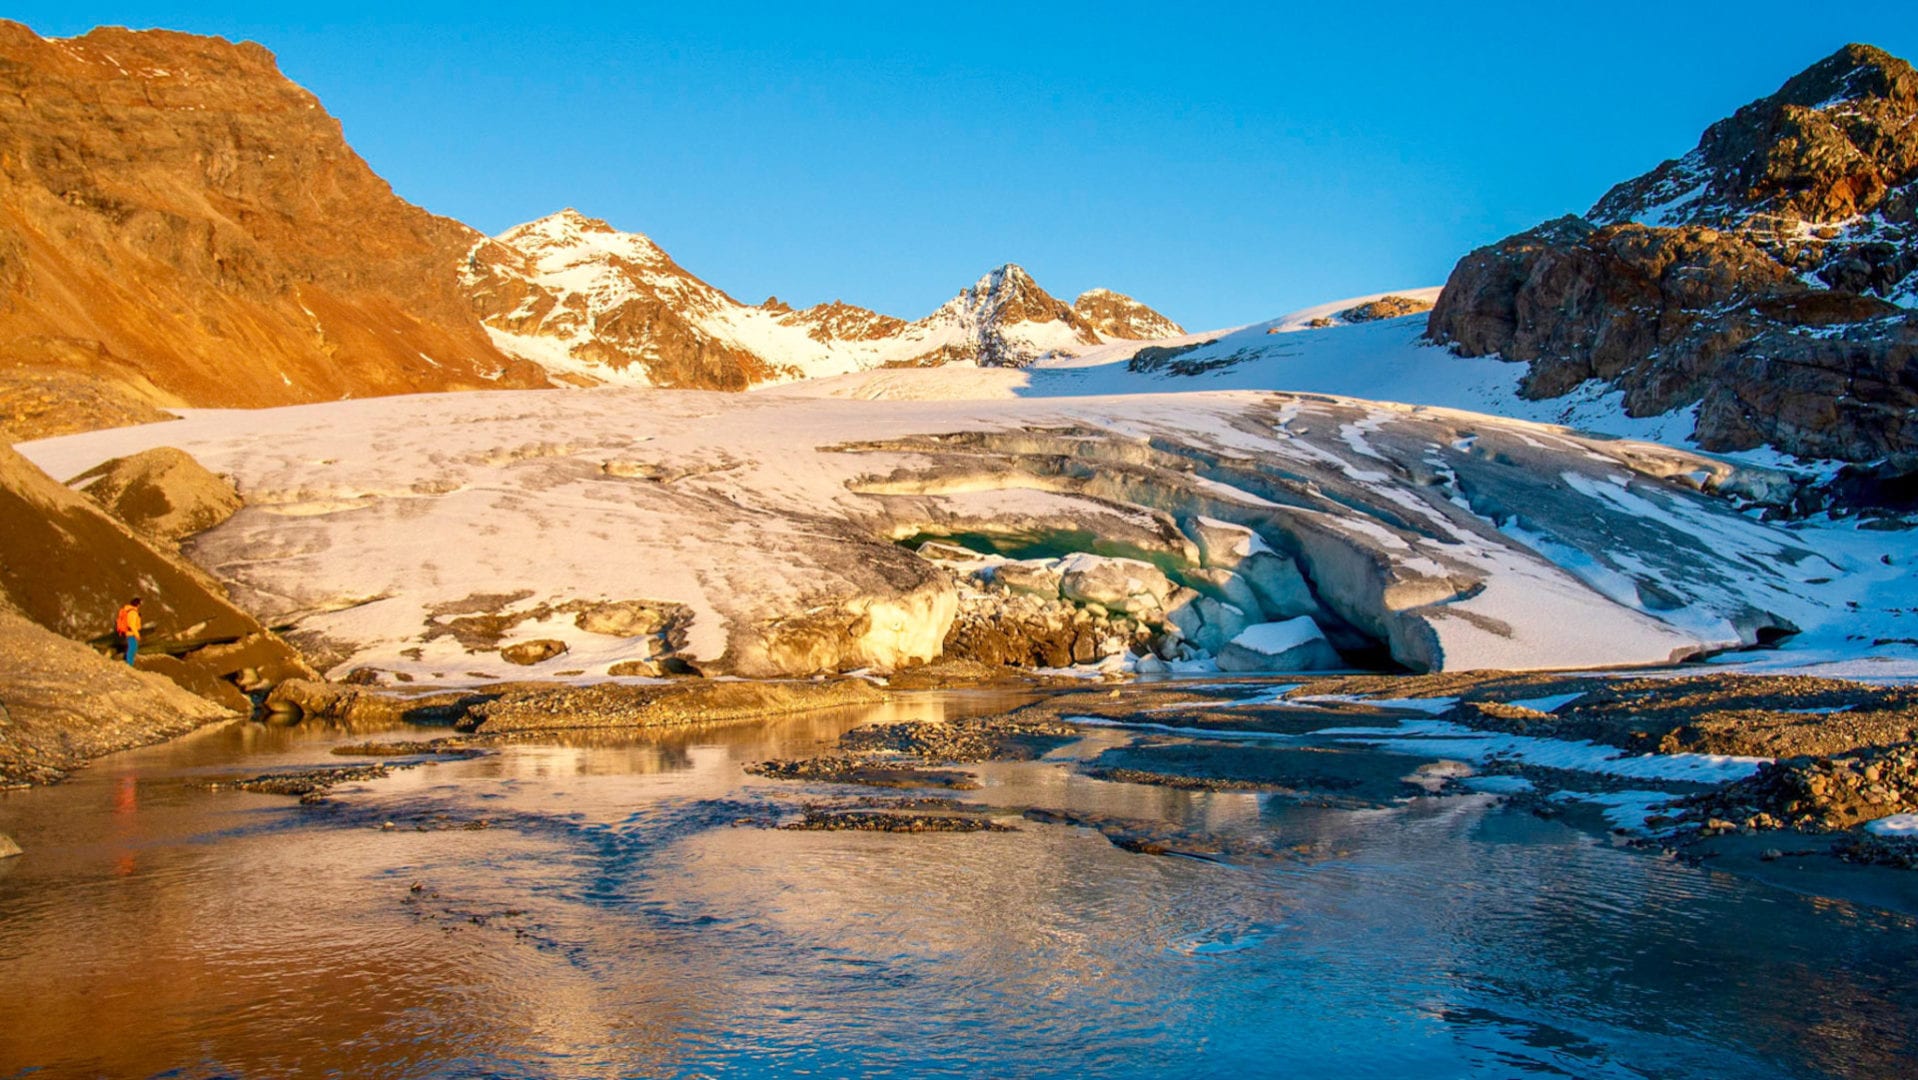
[2,690,1916,1079]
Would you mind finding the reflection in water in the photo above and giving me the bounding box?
[0,689,1914,1079]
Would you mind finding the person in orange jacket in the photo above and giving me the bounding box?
[114,597,144,667]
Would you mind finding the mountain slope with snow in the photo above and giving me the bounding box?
[462,211,1183,389]
[1427,43,1918,462]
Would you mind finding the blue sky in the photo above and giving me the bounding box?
[16,3,1918,329]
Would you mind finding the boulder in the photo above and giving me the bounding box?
[573,599,676,637]
[916,540,983,562]
[1215,617,1343,672]
[608,658,664,677]
[1186,516,1270,570]
[993,561,1063,599]
[500,639,568,666]
[1162,587,1205,641]
[1166,590,1253,655]
[69,447,242,545]
[1056,554,1174,615]
[0,831,19,858]
[742,576,958,676]
[1192,598,1252,654]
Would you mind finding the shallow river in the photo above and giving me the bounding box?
[2,690,1915,1079]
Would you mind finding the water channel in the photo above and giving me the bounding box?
[1,690,1914,1078]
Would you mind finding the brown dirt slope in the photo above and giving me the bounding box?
[0,440,312,714]
[0,22,552,438]
[0,602,231,785]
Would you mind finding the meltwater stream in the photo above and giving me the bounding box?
[1,689,1915,1079]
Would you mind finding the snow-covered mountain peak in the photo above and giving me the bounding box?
[495,209,676,272]
[462,221,1186,383]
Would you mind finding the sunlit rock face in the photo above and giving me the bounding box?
[0,22,551,440]
[464,217,1175,386]
[1427,44,1918,461]
[19,382,1834,682]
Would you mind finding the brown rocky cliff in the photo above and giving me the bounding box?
[781,300,908,343]
[1428,44,1918,462]
[0,22,551,438]
[1072,288,1184,340]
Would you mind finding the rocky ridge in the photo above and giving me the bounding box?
[465,214,1179,383]
[1427,43,1918,462]
[1071,288,1186,340]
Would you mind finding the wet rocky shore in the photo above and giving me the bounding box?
[727,669,1918,897]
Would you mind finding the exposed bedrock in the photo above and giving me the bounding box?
[1426,45,1918,462]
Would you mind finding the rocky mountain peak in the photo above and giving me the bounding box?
[780,301,907,344]
[1429,44,1918,463]
[928,264,1101,367]
[494,208,675,269]
[1072,288,1185,340]
[1591,43,1918,232]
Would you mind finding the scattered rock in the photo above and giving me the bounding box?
[746,757,982,790]
[500,639,568,666]
[1337,295,1434,322]
[1056,553,1175,615]
[205,762,415,803]
[1680,743,1918,833]
[463,677,886,734]
[778,807,1012,831]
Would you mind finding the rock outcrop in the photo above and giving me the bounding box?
[1427,43,1918,461]
[1337,295,1433,323]
[1071,288,1184,340]
[70,446,242,544]
[0,22,552,438]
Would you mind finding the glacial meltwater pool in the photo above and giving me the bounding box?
[1,689,1914,1079]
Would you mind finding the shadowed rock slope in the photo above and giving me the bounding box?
[0,440,312,721]
[1428,44,1918,461]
